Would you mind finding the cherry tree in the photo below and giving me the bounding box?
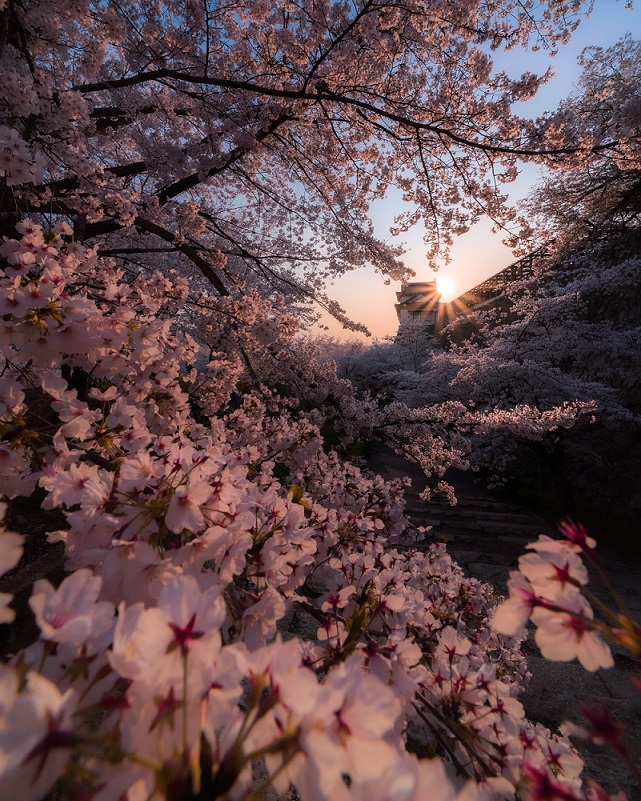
[356,35,641,525]
[520,35,641,259]
[1,3,640,801]
[355,253,641,517]
[0,0,614,330]
[1,215,629,801]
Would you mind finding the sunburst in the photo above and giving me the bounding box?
[436,274,456,301]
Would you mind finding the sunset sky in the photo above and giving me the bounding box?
[316,1,641,341]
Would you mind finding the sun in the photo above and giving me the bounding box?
[436,274,456,301]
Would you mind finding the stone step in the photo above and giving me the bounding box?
[407,502,544,522]
[428,527,546,546]
[447,495,530,511]
[430,526,502,540]
[450,520,548,537]
[406,499,544,525]
[412,498,544,517]
[447,546,523,567]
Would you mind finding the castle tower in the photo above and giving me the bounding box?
[395,280,442,333]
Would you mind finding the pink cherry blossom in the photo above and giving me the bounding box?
[492,571,541,637]
[435,626,472,660]
[1,9,639,796]
[164,480,211,533]
[29,569,115,649]
[0,667,76,801]
[532,597,614,671]
[241,586,287,649]
[518,548,588,605]
[0,509,23,623]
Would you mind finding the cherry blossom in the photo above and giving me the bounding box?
[29,569,115,649]
[0,668,76,801]
[0,504,22,623]
[491,572,542,638]
[518,547,588,605]
[1,5,639,799]
[532,598,614,672]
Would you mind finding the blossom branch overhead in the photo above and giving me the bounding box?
[0,0,611,296]
[1,3,640,800]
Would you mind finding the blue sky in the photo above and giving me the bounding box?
[319,0,640,340]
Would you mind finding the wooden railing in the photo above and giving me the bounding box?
[453,250,546,308]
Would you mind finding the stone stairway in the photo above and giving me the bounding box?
[406,491,553,592]
[367,443,641,798]
[368,443,553,592]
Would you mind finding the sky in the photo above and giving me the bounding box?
[315,0,640,341]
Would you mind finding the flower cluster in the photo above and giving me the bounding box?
[0,126,45,186]
[1,4,639,797]
[0,224,625,800]
[492,521,641,797]
[492,524,624,673]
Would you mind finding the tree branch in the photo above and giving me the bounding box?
[72,68,625,159]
